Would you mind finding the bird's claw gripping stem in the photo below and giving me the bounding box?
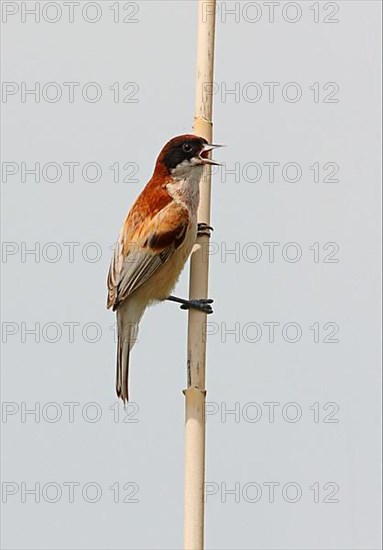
[167,295,214,314]
[180,298,214,314]
[197,222,214,237]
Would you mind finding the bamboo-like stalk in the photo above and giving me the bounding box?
[183,1,217,549]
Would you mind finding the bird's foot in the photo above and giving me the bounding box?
[180,298,214,314]
[167,295,214,314]
[197,222,214,237]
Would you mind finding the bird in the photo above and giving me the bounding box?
[107,134,221,403]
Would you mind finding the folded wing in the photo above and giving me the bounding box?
[107,201,190,310]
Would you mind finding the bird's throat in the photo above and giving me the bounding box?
[166,167,203,213]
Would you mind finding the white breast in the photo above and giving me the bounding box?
[166,163,204,215]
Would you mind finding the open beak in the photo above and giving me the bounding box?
[199,143,224,166]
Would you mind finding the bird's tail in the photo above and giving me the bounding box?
[116,300,144,403]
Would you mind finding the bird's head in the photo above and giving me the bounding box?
[155,134,222,178]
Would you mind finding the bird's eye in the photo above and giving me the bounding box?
[182,143,193,153]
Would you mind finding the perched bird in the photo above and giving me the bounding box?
[107,134,221,402]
